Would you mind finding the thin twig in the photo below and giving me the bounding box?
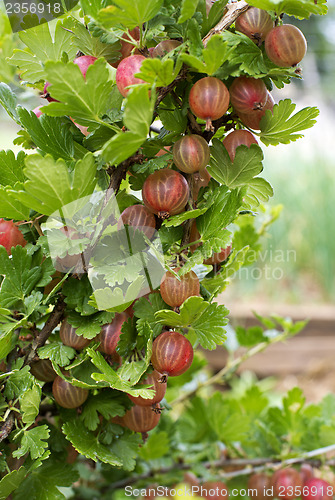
[0,412,15,443]
[24,297,66,366]
[202,1,249,46]
[108,445,335,491]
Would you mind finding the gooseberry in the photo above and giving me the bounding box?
[160,268,200,307]
[173,134,210,174]
[189,76,230,131]
[151,331,194,378]
[265,24,307,67]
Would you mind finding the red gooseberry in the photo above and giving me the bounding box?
[173,134,210,174]
[128,370,167,406]
[235,7,274,44]
[52,376,89,409]
[160,268,200,307]
[151,331,194,379]
[189,76,230,131]
[222,129,258,161]
[0,219,27,255]
[265,24,307,67]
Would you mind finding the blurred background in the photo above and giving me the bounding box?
[1,2,335,401]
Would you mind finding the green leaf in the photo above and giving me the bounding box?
[181,35,231,75]
[13,425,50,460]
[88,348,155,398]
[20,385,41,426]
[139,431,169,460]
[38,342,76,367]
[134,292,167,338]
[9,18,78,83]
[0,246,51,310]
[4,363,34,400]
[13,460,79,500]
[0,83,19,123]
[63,277,97,316]
[71,19,121,64]
[17,109,77,161]
[236,325,268,347]
[135,57,179,87]
[0,150,26,187]
[243,177,274,207]
[15,153,97,216]
[208,140,264,189]
[81,391,128,431]
[98,0,163,29]
[178,0,199,23]
[246,0,327,18]
[0,184,30,220]
[0,467,27,500]
[109,431,142,471]
[208,392,251,443]
[155,296,228,350]
[67,311,114,339]
[259,99,319,146]
[62,419,123,466]
[42,58,114,129]
[102,86,155,165]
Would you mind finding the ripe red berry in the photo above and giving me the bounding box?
[128,370,167,406]
[99,312,129,360]
[111,27,141,68]
[30,359,57,382]
[302,478,333,500]
[237,91,274,130]
[222,129,258,161]
[160,268,200,307]
[265,24,307,67]
[33,106,43,118]
[230,76,268,115]
[151,331,194,378]
[59,319,91,350]
[73,55,98,78]
[118,205,156,239]
[52,376,89,409]
[189,76,230,131]
[152,40,181,57]
[0,219,27,255]
[116,54,147,97]
[122,404,161,432]
[202,481,229,500]
[271,468,303,500]
[173,135,210,174]
[247,473,270,500]
[235,7,274,44]
[189,220,231,265]
[142,168,189,219]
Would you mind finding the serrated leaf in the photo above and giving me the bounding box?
[9,18,78,83]
[236,325,268,347]
[13,425,50,460]
[181,35,230,75]
[135,57,179,87]
[62,418,122,466]
[38,342,76,367]
[243,177,274,207]
[139,431,169,460]
[0,467,27,500]
[42,58,114,129]
[0,82,19,122]
[208,140,264,188]
[246,0,327,18]
[0,150,26,187]
[20,385,41,426]
[102,86,155,165]
[178,0,199,23]
[259,99,319,146]
[67,311,114,339]
[15,153,97,216]
[13,460,79,500]
[0,184,30,220]
[81,391,128,431]
[155,296,228,350]
[98,0,163,29]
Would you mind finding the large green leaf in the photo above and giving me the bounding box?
[9,18,78,82]
[246,0,327,18]
[98,0,163,29]
[14,153,97,216]
[0,467,27,500]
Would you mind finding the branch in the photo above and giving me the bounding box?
[106,152,145,194]
[170,329,292,406]
[24,296,66,366]
[0,411,14,443]
[108,445,335,491]
[202,1,249,46]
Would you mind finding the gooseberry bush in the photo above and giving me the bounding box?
[0,0,333,498]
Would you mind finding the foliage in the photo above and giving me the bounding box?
[0,0,331,498]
